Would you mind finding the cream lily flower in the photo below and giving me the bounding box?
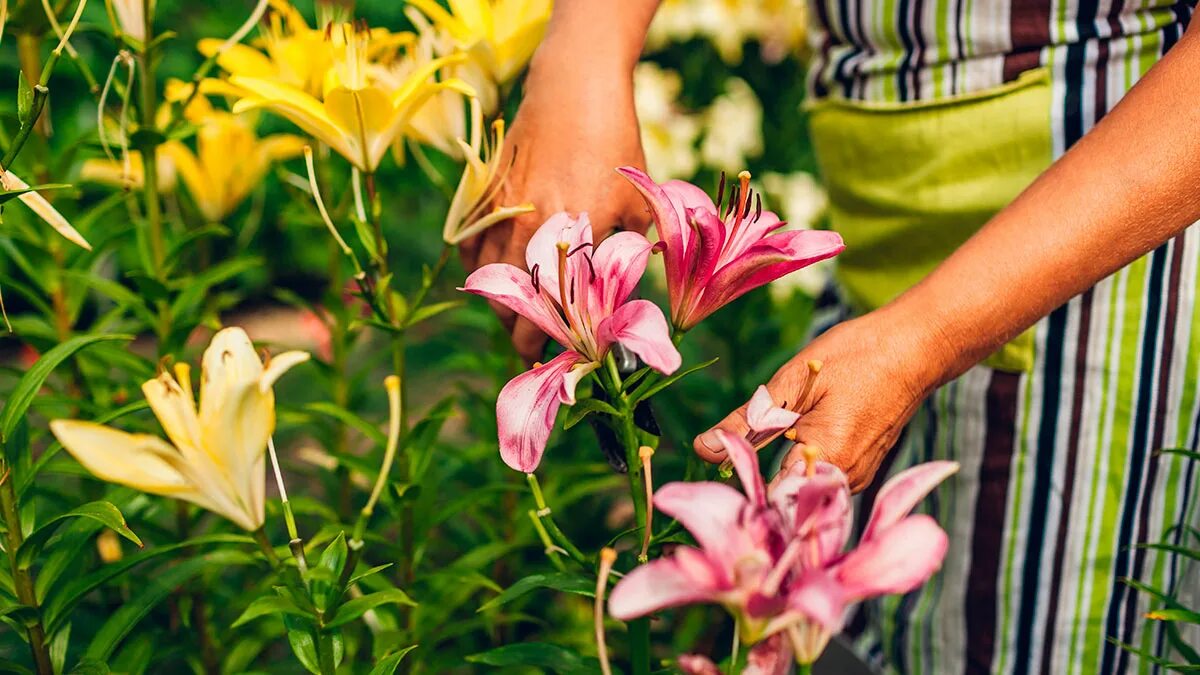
[0,170,91,250]
[50,328,310,532]
[408,0,551,87]
[442,98,533,245]
[226,21,470,173]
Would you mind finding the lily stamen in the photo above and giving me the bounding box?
[595,547,618,675]
[638,445,655,562]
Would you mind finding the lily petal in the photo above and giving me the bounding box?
[589,231,655,313]
[260,351,311,393]
[460,263,572,347]
[784,569,848,632]
[596,299,680,375]
[496,351,587,472]
[745,632,794,675]
[714,430,766,508]
[746,385,800,434]
[525,212,592,295]
[616,167,686,297]
[48,421,234,522]
[653,481,747,554]
[608,546,725,620]
[834,514,949,600]
[677,655,722,675]
[861,460,960,543]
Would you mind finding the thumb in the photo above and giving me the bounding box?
[692,403,751,463]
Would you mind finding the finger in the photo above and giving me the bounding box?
[512,316,548,366]
[693,358,817,463]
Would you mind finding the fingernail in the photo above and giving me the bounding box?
[696,430,723,454]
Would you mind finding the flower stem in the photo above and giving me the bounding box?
[136,0,165,280]
[0,466,53,675]
[629,617,651,675]
[525,474,589,566]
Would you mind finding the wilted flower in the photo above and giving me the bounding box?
[461,213,681,472]
[701,77,763,172]
[51,328,309,531]
[0,170,91,250]
[608,431,956,666]
[442,99,533,245]
[634,63,702,181]
[409,0,551,89]
[618,167,843,331]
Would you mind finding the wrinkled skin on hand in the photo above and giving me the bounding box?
[695,312,948,492]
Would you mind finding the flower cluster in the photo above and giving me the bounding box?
[610,430,957,668]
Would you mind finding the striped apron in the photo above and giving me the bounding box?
[803,2,1199,673]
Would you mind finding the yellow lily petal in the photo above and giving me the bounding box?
[448,0,493,37]
[257,133,308,162]
[160,140,220,222]
[49,420,214,507]
[323,86,392,170]
[1,170,91,250]
[199,39,277,79]
[407,0,469,40]
[260,350,311,393]
[229,76,358,167]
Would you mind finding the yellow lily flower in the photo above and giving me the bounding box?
[442,99,533,244]
[0,170,91,250]
[197,0,333,98]
[408,0,552,87]
[166,98,306,223]
[226,21,470,173]
[50,327,310,532]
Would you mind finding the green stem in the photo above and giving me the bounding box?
[797,663,813,675]
[629,617,651,675]
[136,4,165,279]
[0,468,53,675]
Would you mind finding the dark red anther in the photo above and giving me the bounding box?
[716,171,727,212]
[566,242,594,257]
[754,193,762,223]
[742,189,754,220]
[726,185,740,218]
[582,252,597,282]
[530,264,541,292]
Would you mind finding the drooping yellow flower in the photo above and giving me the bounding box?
[0,170,91,250]
[51,328,309,532]
[408,0,551,88]
[442,99,532,244]
[79,150,177,193]
[226,21,470,173]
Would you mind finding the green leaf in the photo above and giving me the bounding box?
[562,398,621,431]
[402,300,464,328]
[282,613,322,675]
[232,594,313,627]
[1159,448,1200,462]
[0,603,38,626]
[368,646,418,675]
[477,572,595,613]
[0,333,133,443]
[312,533,348,613]
[326,589,417,629]
[466,643,602,673]
[17,501,142,570]
[43,533,250,634]
[1148,608,1200,624]
[0,184,70,206]
[82,552,222,663]
[304,402,388,447]
[628,356,719,404]
[349,563,393,585]
[353,217,384,266]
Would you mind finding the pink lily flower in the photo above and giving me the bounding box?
[617,167,844,331]
[461,212,681,472]
[608,431,957,666]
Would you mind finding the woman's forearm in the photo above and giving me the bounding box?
[891,20,1200,388]
[534,0,660,75]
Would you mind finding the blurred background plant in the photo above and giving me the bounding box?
[0,0,850,672]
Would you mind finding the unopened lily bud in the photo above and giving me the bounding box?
[97,529,123,563]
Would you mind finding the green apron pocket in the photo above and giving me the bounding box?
[807,68,1052,373]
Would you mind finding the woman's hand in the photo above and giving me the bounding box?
[459,0,660,364]
[693,309,950,491]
